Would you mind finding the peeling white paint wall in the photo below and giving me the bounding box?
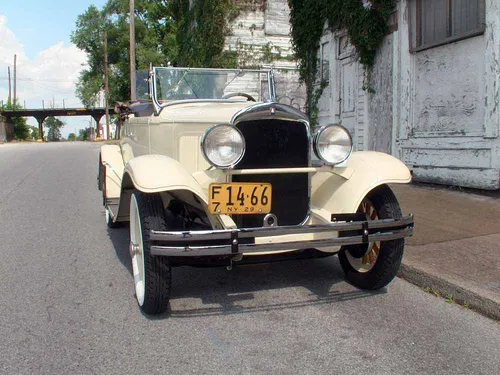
[397,0,500,189]
[316,32,369,150]
[316,0,500,189]
[224,0,306,111]
[368,35,394,154]
[226,0,295,66]
[412,38,485,136]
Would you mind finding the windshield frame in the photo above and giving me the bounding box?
[149,67,276,113]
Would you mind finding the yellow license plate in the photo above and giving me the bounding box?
[208,183,272,215]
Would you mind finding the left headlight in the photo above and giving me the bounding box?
[201,124,245,169]
[313,124,353,165]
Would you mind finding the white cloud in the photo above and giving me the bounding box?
[0,15,91,137]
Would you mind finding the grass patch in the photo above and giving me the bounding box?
[421,287,470,309]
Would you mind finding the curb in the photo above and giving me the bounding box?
[398,263,500,321]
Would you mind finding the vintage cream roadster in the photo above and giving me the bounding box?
[98,67,414,314]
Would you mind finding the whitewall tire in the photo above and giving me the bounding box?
[129,191,171,314]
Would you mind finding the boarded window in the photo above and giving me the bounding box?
[411,0,485,52]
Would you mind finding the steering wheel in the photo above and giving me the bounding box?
[222,92,257,102]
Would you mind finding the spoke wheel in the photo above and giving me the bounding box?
[345,199,381,273]
[129,191,171,314]
[338,184,405,290]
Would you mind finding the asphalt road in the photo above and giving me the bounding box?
[1,142,499,375]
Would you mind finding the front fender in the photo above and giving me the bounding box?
[123,155,208,202]
[312,151,411,219]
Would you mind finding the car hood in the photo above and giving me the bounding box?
[158,100,257,124]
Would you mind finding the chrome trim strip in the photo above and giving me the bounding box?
[230,102,309,125]
[150,68,162,114]
[228,167,332,175]
[150,226,413,257]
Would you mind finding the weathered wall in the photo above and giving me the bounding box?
[0,115,6,142]
[226,0,295,67]
[368,35,393,154]
[225,0,306,112]
[412,38,485,136]
[313,0,500,189]
[396,0,500,189]
[273,69,306,111]
[315,32,369,150]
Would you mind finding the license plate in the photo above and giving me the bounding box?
[208,183,272,215]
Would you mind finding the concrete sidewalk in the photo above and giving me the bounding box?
[391,183,500,320]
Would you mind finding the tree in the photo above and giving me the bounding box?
[3,99,30,140]
[77,127,92,141]
[67,133,76,141]
[44,116,65,142]
[29,126,39,140]
[71,0,177,106]
[171,0,239,68]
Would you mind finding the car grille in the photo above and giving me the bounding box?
[233,119,309,228]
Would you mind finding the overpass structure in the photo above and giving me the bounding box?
[0,107,112,140]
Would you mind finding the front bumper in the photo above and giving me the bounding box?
[149,214,414,257]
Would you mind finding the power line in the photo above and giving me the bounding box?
[0,77,78,83]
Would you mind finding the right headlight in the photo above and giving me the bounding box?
[313,124,353,165]
[201,124,245,169]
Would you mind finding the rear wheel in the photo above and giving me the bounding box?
[129,191,171,314]
[338,184,404,290]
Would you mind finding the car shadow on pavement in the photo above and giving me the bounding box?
[107,225,132,270]
[107,226,385,320]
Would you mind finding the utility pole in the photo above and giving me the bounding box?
[103,30,110,140]
[129,0,136,101]
[7,67,11,105]
[13,54,17,109]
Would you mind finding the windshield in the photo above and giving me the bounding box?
[153,67,274,105]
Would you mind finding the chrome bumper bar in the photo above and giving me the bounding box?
[149,214,414,257]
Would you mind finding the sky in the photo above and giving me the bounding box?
[0,0,108,138]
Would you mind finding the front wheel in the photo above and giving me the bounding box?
[338,184,404,290]
[129,191,171,314]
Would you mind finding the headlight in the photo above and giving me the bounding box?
[313,124,353,165]
[201,124,245,168]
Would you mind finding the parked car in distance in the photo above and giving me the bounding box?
[98,67,414,315]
